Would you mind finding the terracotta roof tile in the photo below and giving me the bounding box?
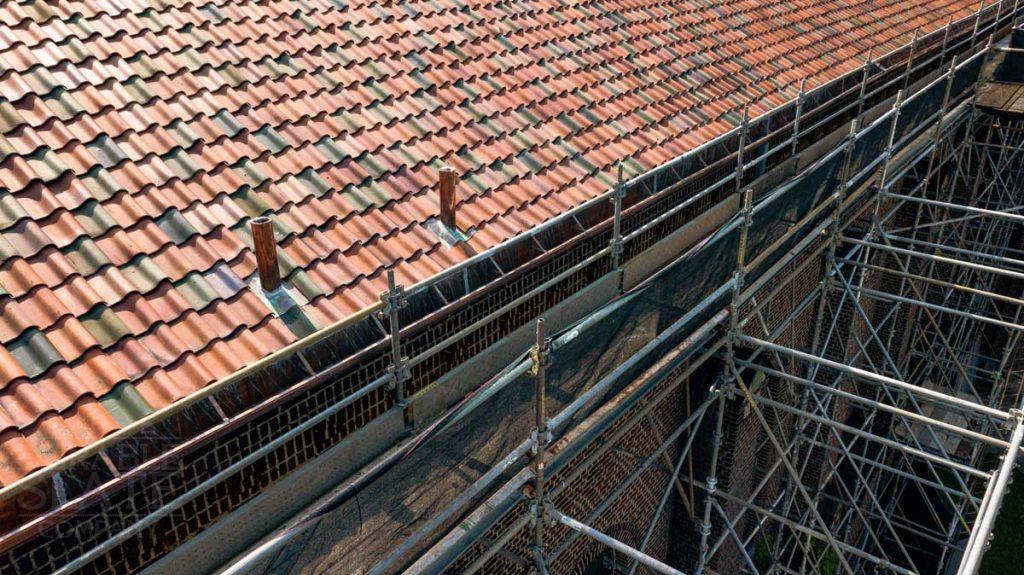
[0,0,986,485]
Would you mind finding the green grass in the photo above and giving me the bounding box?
[980,469,1024,574]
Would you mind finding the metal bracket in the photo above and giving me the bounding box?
[380,269,411,404]
[386,362,411,391]
[610,164,627,270]
[379,282,408,317]
[529,338,552,377]
[1008,408,1024,426]
[530,427,554,455]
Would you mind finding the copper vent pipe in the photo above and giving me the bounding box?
[439,166,458,229]
[251,216,281,292]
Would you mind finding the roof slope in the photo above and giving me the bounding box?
[0,0,979,485]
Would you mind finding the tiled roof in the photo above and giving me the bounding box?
[0,0,981,485]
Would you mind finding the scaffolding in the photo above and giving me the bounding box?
[715,88,1024,574]
[403,30,1024,575]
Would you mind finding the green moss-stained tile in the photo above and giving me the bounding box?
[407,56,431,77]
[73,200,118,237]
[61,37,92,64]
[342,25,367,46]
[455,80,480,101]
[364,102,396,125]
[425,156,445,172]
[178,48,206,74]
[402,115,431,139]
[198,3,226,22]
[216,62,247,88]
[624,156,645,175]
[312,68,340,90]
[495,35,517,52]
[289,269,328,301]
[163,148,203,180]
[325,44,354,68]
[462,171,487,195]
[334,187,373,213]
[511,131,535,154]
[296,168,332,198]
[278,54,304,76]
[275,250,299,277]
[165,120,201,149]
[592,170,616,191]
[229,220,253,245]
[21,0,58,22]
[232,159,270,187]
[62,237,111,276]
[43,89,84,121]
[8,329,64,377]
[359,181,392,208]
[99,382,154,425]
[64,13,91,39]
[314,137,350,163]
[0,135,16,162]
[174,271,220,310]
[128,53,161,78]
[22,66,60,95]
[80,168,126,201]
[311,138,352,164]
[211,110,245,137]
[230,186,271,216]
[0,190,28,229]
[579,106,601,126]
[573,152,598,175]
[121,255,169,294]
[491,160,516,185]
[0,100,25,134]
[26,149,69,182]
[86,135,129,169]
[518,149,544,174]
[392,143,420,168]
[445,43,469,62]
[333,109,365,133]
[123,76,156,104]
[80,306,131,348]
[456,147,482,172]
[356,153,388,180]
[557,113,583,135]
[254,126,290,154]
[364,79,389,103]
[156,209,198,245]
[260,58,289,80]
[0,235,18,263]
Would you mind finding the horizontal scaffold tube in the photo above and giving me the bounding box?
[733,359,1009,449]
[737,335,1012,421]
[550,509,686,575]
[748,393,990,480]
